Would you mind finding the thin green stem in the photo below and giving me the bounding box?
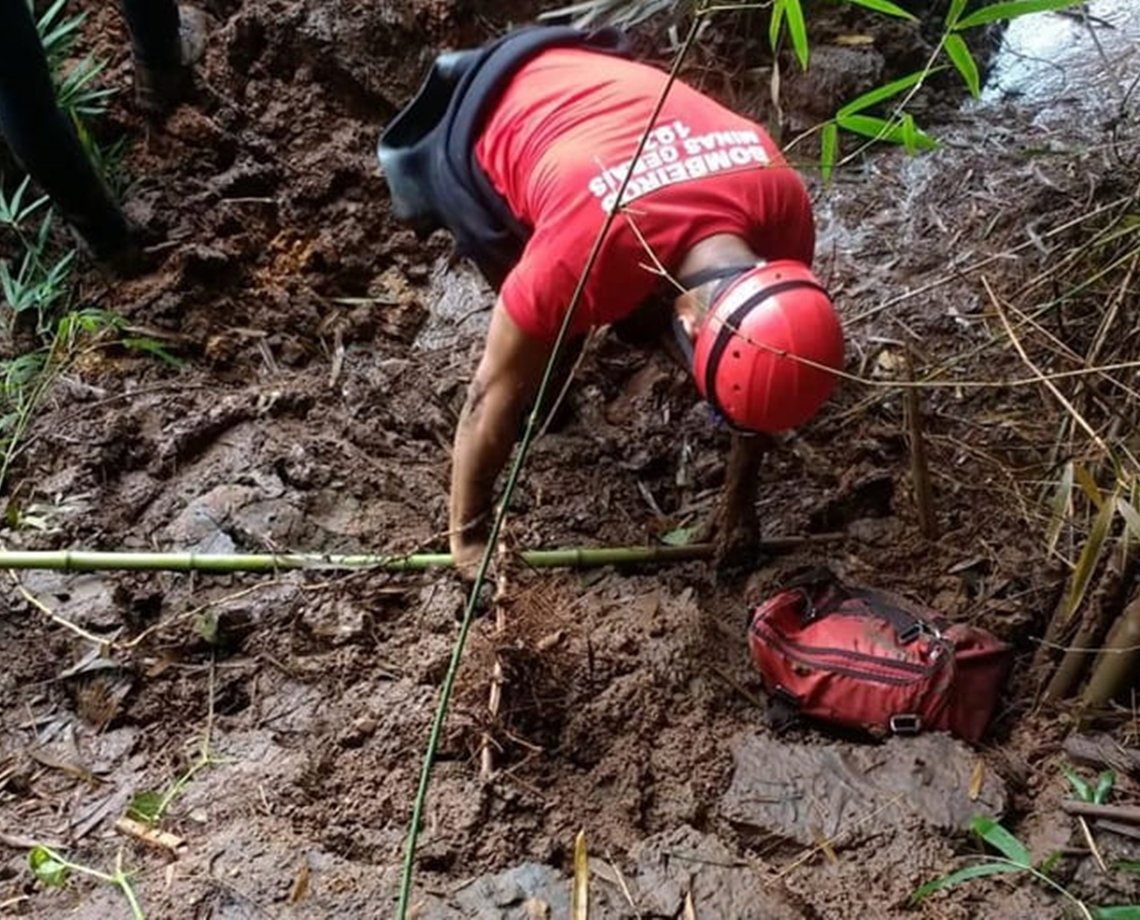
[116,876,146,920]
[34,846,145,918]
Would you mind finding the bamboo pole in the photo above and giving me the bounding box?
[0,534,842,574]
[1081,592,1140,710]
[1042,542,1136,703]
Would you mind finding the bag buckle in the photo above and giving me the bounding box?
[766,686,800,732]
[889,713,922,735]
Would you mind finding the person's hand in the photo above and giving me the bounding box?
[712,501,762,574]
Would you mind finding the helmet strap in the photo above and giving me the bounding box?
[674,262,756,294]
[671,313,695,371]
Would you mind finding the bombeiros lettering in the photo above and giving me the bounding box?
[588,119,770,212]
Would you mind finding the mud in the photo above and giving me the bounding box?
[1,0,1140,918]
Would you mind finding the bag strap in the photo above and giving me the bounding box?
[842,586,934,644]
[781,567,938,644]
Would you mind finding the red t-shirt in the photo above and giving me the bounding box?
[474,48,815,342]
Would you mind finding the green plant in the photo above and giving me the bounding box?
[0,176,78,331]
[807,0,1088,178]
[127,755,217,827]
[0,308,124,491]
[34,0,117,123]
[1064,766,1116,805]
[28,844,145,919]
[912,815,1140,919]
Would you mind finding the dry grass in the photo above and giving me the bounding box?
[454,576,582,767]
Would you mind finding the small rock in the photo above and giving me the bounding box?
[453,861,627,918]
[338,716,378,749]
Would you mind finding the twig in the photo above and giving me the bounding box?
[603,850,641,917]
[852,193,1138,325]
[1061,801,1140,824]
[121,578,292,649]
[710,666,767,711]
[1076,816,1108,874]
[984,277,1112,457]
[1094,819,1140,841]
[113,816,185,854]
[7,570,115,648]
[774,793,906,879]
[904,350,937,540]
[480,543,510,780]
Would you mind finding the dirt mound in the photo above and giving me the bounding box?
[2,1,1140,918]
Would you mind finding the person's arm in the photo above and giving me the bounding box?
[714,432,772,568]
[449,298,552,570]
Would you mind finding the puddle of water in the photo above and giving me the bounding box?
[982,0,1140,107]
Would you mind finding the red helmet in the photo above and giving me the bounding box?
[690,261,844,433]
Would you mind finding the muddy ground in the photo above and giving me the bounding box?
[2,0,1140,918]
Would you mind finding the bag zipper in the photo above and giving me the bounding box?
[751,620,950,686]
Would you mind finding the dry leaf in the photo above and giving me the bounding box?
[968,759,985,801]
[113,816,185,854]
[289,858,310,903]
[524,897,551,919]
[684,889,697,920]
[571,830,589,920]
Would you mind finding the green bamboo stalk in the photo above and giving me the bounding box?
[0,534,837,574]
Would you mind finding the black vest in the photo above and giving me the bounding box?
[377,26,633,288]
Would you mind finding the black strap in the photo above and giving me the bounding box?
[782,568,934,645]
[671,313,695,370]
[677,263,758,291]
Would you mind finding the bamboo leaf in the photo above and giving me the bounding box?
[954,0,1085,30]
[837,68,942,118]
[820,121,839,183]
[910,861,1023,903]
[837,112,939,150]
[1114,861,1140,874]
[944,34,980,97]
[1074,464,1105,510]
[1093,770,1116,805]
[784,0,809,70]
[128,791,164,824]
[971,816,1031,866]
[1062,765,1093,803]
[1061,497,1116,622]
[661,525,697,547]
[571,830,589,920]
[1115,497,1140,545]
[900,113,920,156]
[944,0,969,26]
[769,0,786,52]
[1046,461,1075,553]
[843,0,917,19]
[1091,907,1140,920]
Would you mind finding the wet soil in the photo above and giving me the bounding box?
[2,1,1140,918]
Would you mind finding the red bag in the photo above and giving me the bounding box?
[746,569,1012,743]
